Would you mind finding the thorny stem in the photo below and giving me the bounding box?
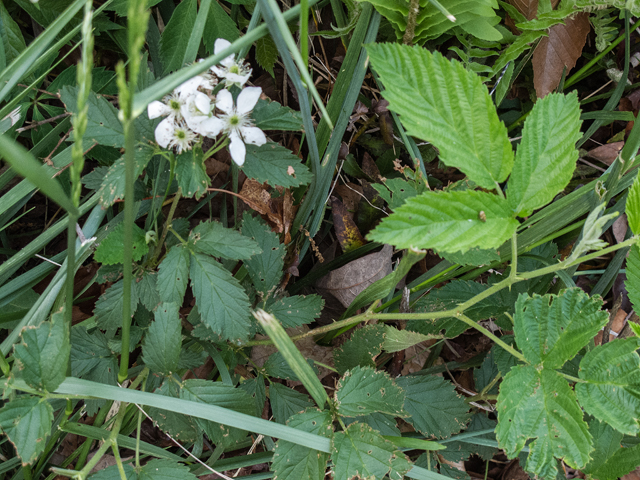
[402,0,419,45]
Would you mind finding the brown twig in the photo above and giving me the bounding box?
[16,113,71,133]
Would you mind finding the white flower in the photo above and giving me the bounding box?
[210,38,252,89]
[205,87,266,166]
[155,119,197,154]
[181,90,213,135]
[147,75,212,123]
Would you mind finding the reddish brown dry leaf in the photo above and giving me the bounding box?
[594,308,627,344]
[622,467,640,480]
[334,183,363,212]
[238,179,297,241]
[331,196,366,253]
[532,12,590,98]
[508,0,560,20]
[586,141,623,165]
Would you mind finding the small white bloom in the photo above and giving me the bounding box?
[181,91,213,135]
[210,87,266,166]
[147,93,184,121]
[155,118,197,154]
[210,38,252,88]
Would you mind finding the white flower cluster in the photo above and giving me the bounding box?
[147,39,266,166]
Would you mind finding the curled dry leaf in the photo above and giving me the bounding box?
[330,196,366,253]
[508,0,560,20]
[586,141,624,166]
[532,12,590,98]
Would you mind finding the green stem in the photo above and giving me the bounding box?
[22,465,32,480]
[509,233,517,281]
[559,372,586,384]
[111,441,128,480]
[300,0,309,67]
[457,313,526,362]
[151,187,182,264]
[0,348,10,377]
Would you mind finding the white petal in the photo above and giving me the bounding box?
[216,89,234,114]
[210,65,226,78]
[194,92,211,114]
[155,117,176,148]
[175,76,202,97]
[184,113,206,133]
[225,72,251,88]
[148,101,171,119]
[240,126,266,146]
[214,38,232,55]
[198,116,225,137]
[237,87,262,115]
[228,131,246,166]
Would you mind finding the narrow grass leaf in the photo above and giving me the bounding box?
[626,172,640,235]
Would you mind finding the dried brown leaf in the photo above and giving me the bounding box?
[508,0,559,20]
[331,196,366,253]
[586,141,624,165]
[532,12,590,98]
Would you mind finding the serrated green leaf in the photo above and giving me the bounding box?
[142,303,182,377]
[514,289,608,369]
[189,253,252,343]
[507,93,581,217]
[203,0,239,54]
[271,409,333,480]
[627,173,640,235]
[137,271,161,311]
[94,279,139,334]
[242,213,284,297]
[0,2,26,66]
[331,422,396,480]
[372,177,422,210]
[180,379,255,447]
[252,99,304,131]
[439,247,500,266]
[159,0,196,73]
[157,245,189,306]
[189,220,261,260]
[334,324,385,374]
[396,375,470,439]
[367,190,518,253]
[94,222,149,265]
[360,412,401,437]
[138,459,198,480]
[366,43,513,189]
[88,464,136,480]
[238,375,266,415]
[264,351,317,381]
[0,396,53,465]
[388,450,413,480]
[383,326,438,353]
[265,294,324,328]
[70,326,118,385]
[11,312,69,392]
[98,146,154,207]
[335,366,406,417]
[269,382,313,424]
[148,380,200,444]
[474,350,499,395]
[242,143,312,188]
[255,36,278,77]
[496,365,591,479]
[440,414,497,463]
[175,149,210,199]
[582,418,640,480]
[576,337,640,435]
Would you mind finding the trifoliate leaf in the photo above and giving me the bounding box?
[333,324,384,375]
[252,99,304,131]
[241,213,285,297]
[157,245,189,306]
[242,143,312,188]
[582,418,640,480]
[383,326,438,353]
[335,366,406,417]
[142,303,182,376]
[175,149,210,199]
[180,379,255,447]
[265,294,324,328]
[0,396,53,465]
[396,375,470,439]
[366,44,513,190]
[331,422,396,480]
[189,253,252,343]
[94,222,149,265]
[626,244,640,314]
[514,289,608,369]
[576,337,640,435]
[11,312,69,392]
[626,172,640,235]
[188,220,261,260]
[94,279,139,334]
[136,271,161,311]
[507,92,581,217]
[367,190,518,253]
[271,409,333,480]
[496,365,591,479]
[269,382,313,424]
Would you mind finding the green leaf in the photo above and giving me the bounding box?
[70,326,118,385]
[264,351,316,381]
[439,247,500,267]
[189,253,252,343]
[189,220,261,260]
[582,418,640,480]
[139,459,198,480]
[94,223,149,265]
[265,294,324,328]
[137,271,161,311]
[242,143,312,188]
[333,324,385,375]
[361,412,401,437]
[180,379,255,447]
[496,365,591,479]
[157,245,190,306]
[474,350,499,396]
[626,172,640,235]
[94,279,139,334]
[142,303,182,377]
[626,244,640,314]
[89,464,136,480]
[366,43,513,189]
[252,99,304,131]
[372,177,422,211]
[507,93,581,217]
[159,0,197,73]
[238,375,266,415]
[0,2,26,66]
[441,414,497,463]
[331,422,396,480]
[335,366,406,417]
[203,0,239,54]
[383,436,445,452]
[383,326,437,353]
[12,312,69,392]
[269,382,313,424]
[148,380,200,444]
[514,289,608,369]
[104,0,164,16]
[388,450,413,480]
[367,190,518,253]
[0,396,53,465]
[396,375,470,439]
[271,409,333,480]
[175,150,210,199]
[255,36,278,77]
[242,213,285,297]
[576,337,640,435]
[98,146,154,207]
